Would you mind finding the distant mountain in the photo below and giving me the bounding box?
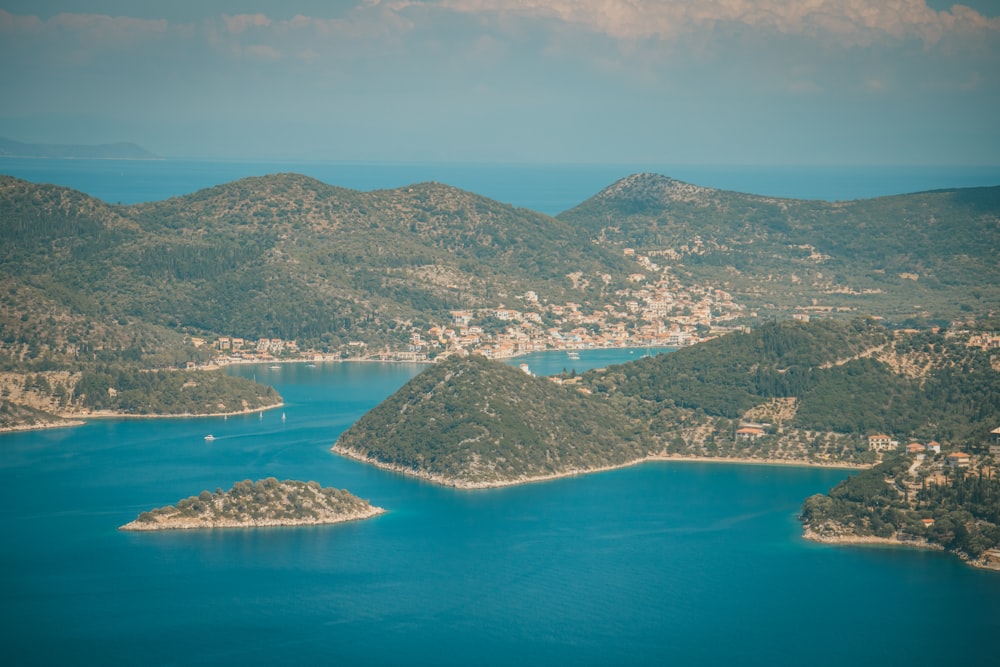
[0,136,158,159]
[559,173,1000,324]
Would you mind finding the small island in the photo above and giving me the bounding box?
[120,478,384,531]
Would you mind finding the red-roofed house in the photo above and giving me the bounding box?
[948,452,971,468]
[735,427,765,442]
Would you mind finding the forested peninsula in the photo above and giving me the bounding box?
[334,319,999,488]
[120,478,384,531]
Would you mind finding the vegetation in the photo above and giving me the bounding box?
[121,478,383,530]
[336,319,998,485]
[2,171,998,429]
[802,456,1000,564]
[580,319,998,459]
[334,355,653,486]
[73,367,280,415]
[558,173,1000,322]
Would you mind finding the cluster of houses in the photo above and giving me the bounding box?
[209,336,299,361]
[867,428,1000,469]
[404,262,747,359]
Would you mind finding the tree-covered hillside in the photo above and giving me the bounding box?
[584,319,999,454]
[559,173,1000,322]
[3,171,998,429]
[334,354,653,487]
[334,319,999,484]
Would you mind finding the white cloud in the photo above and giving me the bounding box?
[433,0,1000,46]
[222,14,272,34]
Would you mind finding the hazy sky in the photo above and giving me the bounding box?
[1,1,998,164]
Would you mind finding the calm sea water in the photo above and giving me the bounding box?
[2,158,999,214]
[1,359,998,666]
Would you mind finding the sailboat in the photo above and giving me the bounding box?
[282,412,286,423]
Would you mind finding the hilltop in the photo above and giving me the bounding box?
[559,173,1000,324]
[333,354,652,487]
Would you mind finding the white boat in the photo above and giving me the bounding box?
[281,412,286,422]
[567,352,580,360]
[204,434,215,441]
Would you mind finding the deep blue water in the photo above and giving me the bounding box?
[2,158,999,214]
[2,360,999,666]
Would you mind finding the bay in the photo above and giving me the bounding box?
[2,158,999,215]
[1,357,998,666]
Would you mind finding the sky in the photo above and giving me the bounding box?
[1,1,998,165]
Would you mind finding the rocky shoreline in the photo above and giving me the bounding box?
[120,478,384,532]
[330,445,870,490]
[802,525,1000,572]
[0,402,284,435]
[120,506,385,531]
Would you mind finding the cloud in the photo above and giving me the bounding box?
[434,0,1000,46]
[222,14,272,34]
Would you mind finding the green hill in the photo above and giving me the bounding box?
[2,171,999,429]
[558,173,1000,323]
[333,354,653,487]
[333,320,999,485]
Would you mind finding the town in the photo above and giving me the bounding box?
[199,250,750,364]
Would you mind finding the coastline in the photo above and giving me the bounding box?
[802,526,1000,572]
[331,446,870,490]
[0,402,284,435]
[0,419,86,435]
[120,505,385,531]
[80,401,284,421]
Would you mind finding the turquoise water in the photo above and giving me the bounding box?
[2,359,999,666]
[3,158,999,214]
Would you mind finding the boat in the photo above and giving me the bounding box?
[567,351,580,360]
[269,365,281,369]
[204,434,215,442]
[281,412,286,422]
